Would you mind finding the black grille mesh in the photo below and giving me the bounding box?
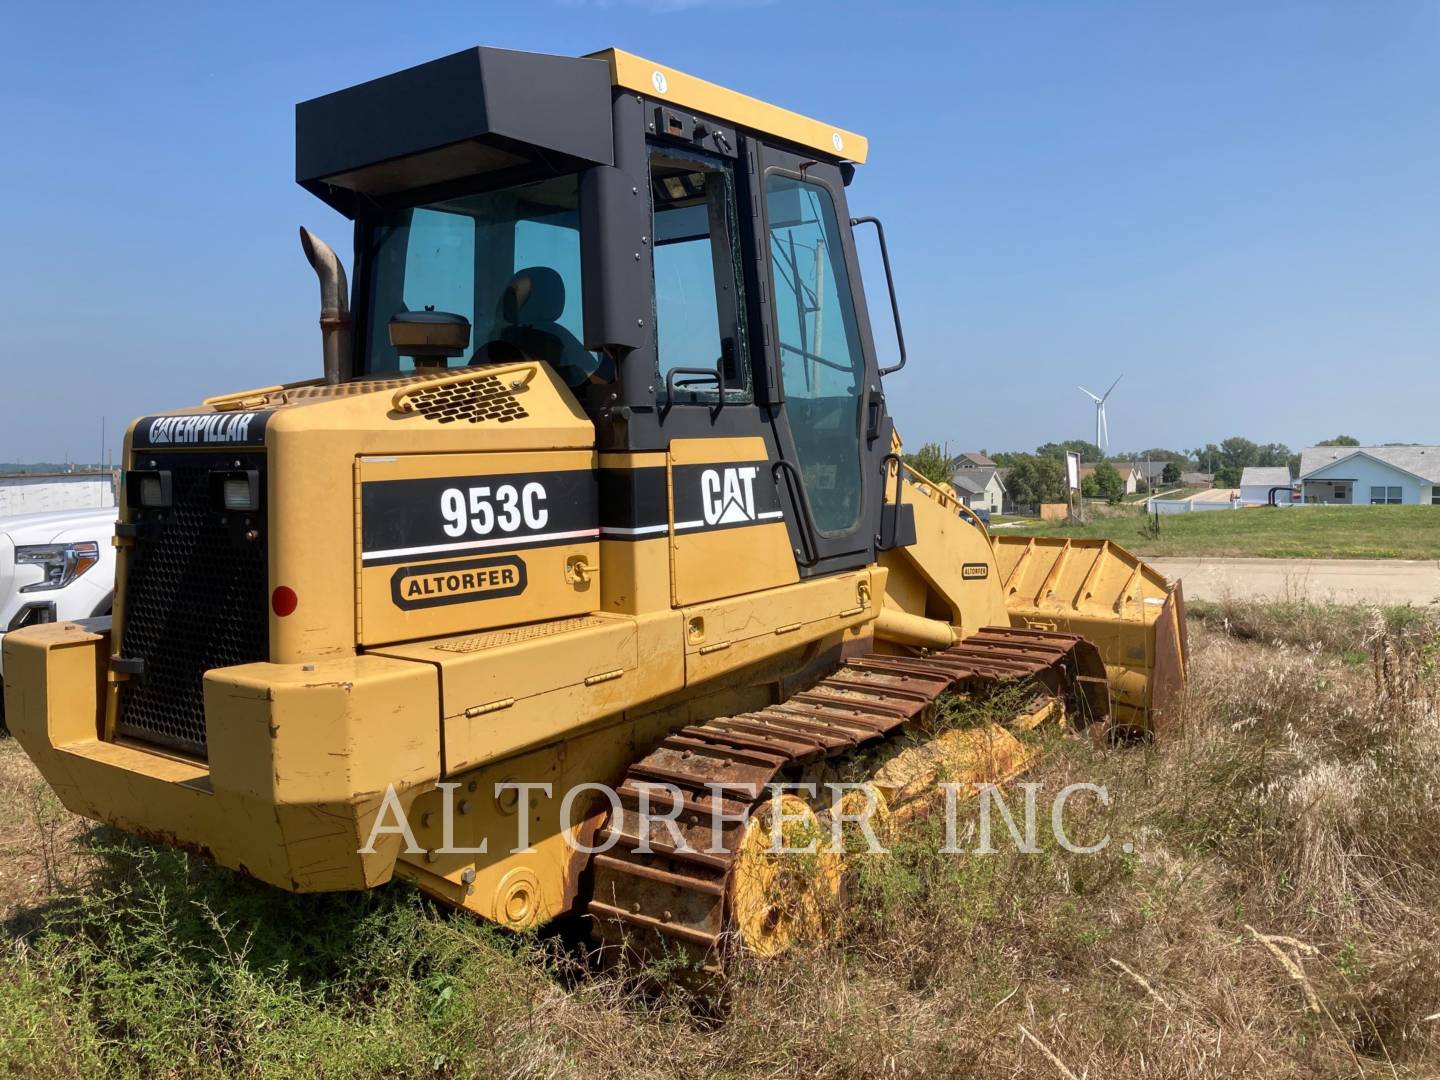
[116,458,268,756]
[402,374,529,424]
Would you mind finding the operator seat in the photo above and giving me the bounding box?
[471,266,610,386]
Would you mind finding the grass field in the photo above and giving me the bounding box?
[2,601,1439,1077]
[1001,504,1440,559]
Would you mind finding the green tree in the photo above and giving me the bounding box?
[1254,442,1293,468]
[1214,464,1241,487]
[1139,447,1195,470]
[1161,461,1182,484]
[1218,437,1259,471]
[1318,435,1360,446]
[1036,440,1103,463]
[1090,461,1125,503]
[1192,438,1296,477]
[1004,454,1068,507]
[902,442,955,486]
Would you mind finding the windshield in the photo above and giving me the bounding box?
[360,174,606,386]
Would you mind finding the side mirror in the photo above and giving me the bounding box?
[388,310,471,366]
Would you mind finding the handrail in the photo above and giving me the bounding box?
[895,461,992,540]
[662,366,728,417]
[850,216,907,376]
[770,460,821,567]
[876,453,907,551]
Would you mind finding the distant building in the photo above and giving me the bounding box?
[953,451,995,469]
[950,466,1007,514]
[1238,467,1294,506]
[1135,460,1177,489]
[1077,464,1139,497]
[1297,445,1440,505]
[1180,472,1213,488]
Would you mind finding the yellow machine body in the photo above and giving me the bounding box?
[4,46,1185,936]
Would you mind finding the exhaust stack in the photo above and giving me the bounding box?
[299,227,353,385]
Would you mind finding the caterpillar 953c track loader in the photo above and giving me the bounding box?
[4,46,1185,976]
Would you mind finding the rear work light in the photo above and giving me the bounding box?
[216,470,261,512]
[126,469,173,509]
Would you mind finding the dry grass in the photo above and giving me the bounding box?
[2,604,1438,1077]
[0,739,95,924]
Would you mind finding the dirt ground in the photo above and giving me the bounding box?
[1151,556,1440,606]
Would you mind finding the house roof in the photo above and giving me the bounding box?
[1078,463,1134,479]
[1239,467,1292,488]
[954,451,995,467]
[950,466,1004,495]
[1298,445,1440,484]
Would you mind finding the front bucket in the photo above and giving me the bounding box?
[991,536,1186,735]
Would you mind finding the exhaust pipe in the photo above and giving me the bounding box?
[299,227,353,385]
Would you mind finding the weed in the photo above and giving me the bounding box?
[1,606,1438,1076]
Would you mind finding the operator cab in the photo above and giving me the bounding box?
[297,46,906,579]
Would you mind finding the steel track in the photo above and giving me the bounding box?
[586,626,1110,976]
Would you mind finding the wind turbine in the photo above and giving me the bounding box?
[1078,375,1123,451]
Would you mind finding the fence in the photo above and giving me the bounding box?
[0,471,118,516]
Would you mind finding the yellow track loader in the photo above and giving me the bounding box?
[3,46,1185,975]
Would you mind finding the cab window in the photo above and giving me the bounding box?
[362,174,608,387]
[650,149,750,402]
[766,173,867,534]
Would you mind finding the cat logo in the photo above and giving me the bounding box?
[961,562,990,580]
[390,556,527,610]
[700,466,759,526]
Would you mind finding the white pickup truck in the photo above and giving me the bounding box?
[0,506,117,718]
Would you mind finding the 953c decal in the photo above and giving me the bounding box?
[361,469,599,566]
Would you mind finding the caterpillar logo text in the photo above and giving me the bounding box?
[391,556,528,610]
[701,466,759,525]
[137,411,269,447]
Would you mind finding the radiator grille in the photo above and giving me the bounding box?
[115,456,268,757]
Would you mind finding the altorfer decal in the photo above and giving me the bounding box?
[390,556,528,609]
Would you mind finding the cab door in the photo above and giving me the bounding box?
[747,143,893,575]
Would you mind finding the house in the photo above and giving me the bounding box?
[1180,472,1213,488]
[950,466,1007,514]
[1077,464,1139,496]
[953,451,995,469]
[1135,460,1174,489]
[1297,445,1440,505]
[1237,467,1294,507]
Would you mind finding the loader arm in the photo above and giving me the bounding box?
[878,457,1184,734]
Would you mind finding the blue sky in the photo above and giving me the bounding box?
[2,1,1436,463]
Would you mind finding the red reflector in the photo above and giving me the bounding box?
[272,586,298,617]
